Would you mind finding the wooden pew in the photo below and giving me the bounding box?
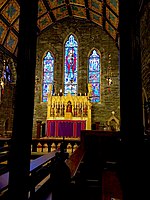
[0,146,9,176]
[65,144,85,180]
[0,171,9,196]
[0,150,57,199]
[29,150,56,199]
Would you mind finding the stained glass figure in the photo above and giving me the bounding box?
[88,49,100,102]
[42,51,54,102]
[4,65,11,82]
[64,35,78,95]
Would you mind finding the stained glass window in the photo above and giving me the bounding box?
[4,65,12,83]
[42,51,54,102]
[64,34,78,95]
[88,49,100,102]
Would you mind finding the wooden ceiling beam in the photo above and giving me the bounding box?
[42,0,56,22]
[84,0,90,20]
[65,0,72,16]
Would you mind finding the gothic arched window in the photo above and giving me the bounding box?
[64,34,78,95]
[42,51,54,102]
[88,49,100,103]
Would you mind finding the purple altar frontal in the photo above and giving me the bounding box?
[46,120,86,138]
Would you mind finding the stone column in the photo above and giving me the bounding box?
[36,120,42,138]
[8,1,38,199]
[41,122,46,137]
[119,0,144,199]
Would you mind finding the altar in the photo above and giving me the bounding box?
[46,84,92,138]
[46,120,86,138]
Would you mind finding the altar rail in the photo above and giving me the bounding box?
[31,137,80,157]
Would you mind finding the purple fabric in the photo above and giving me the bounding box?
[58,121,73,137]
[50,121,55,137]
[47,120,86,138]
[77,122,82,137]
[66,122,73,137]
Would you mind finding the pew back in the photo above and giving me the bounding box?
[65,144,85,179]
[0,151,57,199]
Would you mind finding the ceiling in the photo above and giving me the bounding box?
[0,0,119,59]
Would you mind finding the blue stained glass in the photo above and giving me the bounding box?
[88,49,100,102]
[4,65,12,82]
[89,72,100,82]
[42,52,54,102]
[64,35,78,95]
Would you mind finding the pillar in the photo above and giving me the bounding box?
[119,0,144,199]
[41,122,46,137]
[36,120,42,138]
[8,1,38,199]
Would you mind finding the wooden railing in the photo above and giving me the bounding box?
[0,150,57,199]
[65,144,85,179]
[31,137,80,156]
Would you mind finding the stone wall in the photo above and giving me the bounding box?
[1,5,149,137]
[140,2,150,100]
[33,17,120,137]
[0,57,16,136]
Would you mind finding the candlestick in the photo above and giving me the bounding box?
[60,89,62,96]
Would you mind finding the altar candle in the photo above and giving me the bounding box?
[80,93,81,96]
[60,89,62,96]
